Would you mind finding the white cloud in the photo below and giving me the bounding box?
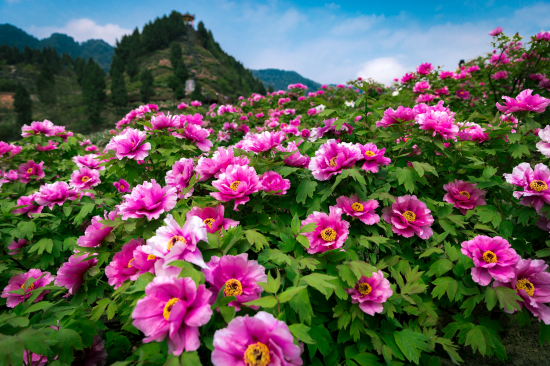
[356,57,409,85]
[27,18,131,45]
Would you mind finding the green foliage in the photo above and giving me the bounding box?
[140,69,154,103]
[13,83,32,130]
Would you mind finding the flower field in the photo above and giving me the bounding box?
[2,28,550,366]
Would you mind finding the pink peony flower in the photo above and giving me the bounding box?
[55,252,98,295]
[278,141,310,168]
[412,81,430,93]
[537,125,550,157]
[493,259,550,324]
[504,163,550,212]
[113,179,131,193]
[132,276,213,355]
[260,171,290,195]
[300,206,350,254]
[196,147,235,181]
[416,62,434,75]
[18,160,45,183]
[203,254,267,310]
[496,89,550,115]
[143,214,208,268]
[105,128,151,160]
[346,270,393,316]
[12,194,43,217]
[456,89,470,99]
[241,131,286,153]
[8,239,27,255]
[21,120,55,137]
[415,94,436,103]
[35,140,58,151]
[177,102,188,110]
[165,158,195,199]
[492,70,509,80]
[382,195,434,239]
[77,211,118,248]
[105,239,142,288]
[461,235,520,286]
[131,241,158,277]
[334,194,380,225]
[176,123,212,152]
[489,27,503,36]
[150,114,179,130]
[117,180,178,221]
[434,86,449,96]
[76,336,108,366]
[210,164,263,210]
[401,73,417,83]
[375,106,415,128]
[191,100,202,107]
[439,71,455,79]
[212,311,302,366]
[186,205,239,234]
[1,269,54,308]
[415,109,459,141]
[35,181,77,209]
[0,141,13,156]
[443,180,486,214]
[357,142,391,173]
[72,154,105,171]
[457,122,489,143]
[70,167,101,190]
[308,139,362,181]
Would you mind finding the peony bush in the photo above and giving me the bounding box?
[2,27,550,366]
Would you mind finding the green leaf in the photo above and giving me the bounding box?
[352,352,383,366]
[498,220,514,239]
[296,234,310,249]
[23,301,52,314]
[90,298,111,321]
[464,325,487,356]
[289,288,313,325]
[396,167,415,193]
[509,144,530,159]
[169,260,205,286]
[51,328,84,364]
[17,221,36,240]
[291,214,301,235]
[299,223,317,233]
[419,247,444,258]
[17,328,50,356]
[485,286,497,311]
[28,238,53,255]
[296,180,317,204]
[74,203,95,226]
[299,273,337,296]
[310,325,332,356]
[494,286,523,312]
[348,261,376,280]
[219,305,236,323]
[426,258,453,277]
[7,317,29,328]
[244,229,269,251]
[279,286,308,303]
[180,351,202,366]
[288,324,315,344]
[394,329,429,364]
[539,323,550,347]
[0,335,24,366]
[243,296,277,308]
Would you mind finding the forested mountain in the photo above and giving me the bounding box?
[0,24,114,71]
[252,68,321,91]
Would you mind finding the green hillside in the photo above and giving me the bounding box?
[251,68,321,91]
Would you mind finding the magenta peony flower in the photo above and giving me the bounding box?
[412,81,430,93]
[416,62,434,75]
[492,70,508,80]
[176,123,212,152]
[186,205,239,234]
[18,160,45,183]
[55,252,97,295]
[144,214,208,268]
[8,239,27,255]
[0,141,13,156]
[496,89,550,115]
[132,276,213,355]
[165,158,195,199]
[203,254,267,310]
[415,110,459,141]
[260,171,290,195]
[537,125,550,157]
[1,269,54,308]
[493,259,550,324]
[212,311,302,366]
[77,211,118,248]
[308,139,362,181]
[86,145,99,152]
[150,114,179,130]
[241,131,286,153]
[439,71,455,79]
[334,194,380,225]
[382,195,434,239]
[415,94,436,103]
[21,120,55,137]
[52,125,73,142]
[300,207,350,254]
[503,163,550,212]
[456,89,470,99]
[210,164,263,210]
[131,242,158,277]
[277,141,310,168]
[72,154,105,170]
[105,128,151,160]
[357,142,391,173]
[489,27,503,36]
[117,179,177,220]
[461,235,520,286]
[457,122,489,143]
[113,179,131,193]
[401,73,416,83]
[12,194,43,217]
[375,106,415,128]
[346,270,393,316]
[191,100,202,107]
[70,167,101,190]
[35,181,77,209]
[196,147,236,181]
[35,140,58,151]
[105,240,142,288]
[443,180,486,214]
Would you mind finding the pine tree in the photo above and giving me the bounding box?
[111,67,128,107]
[13,83,32,129]
[169,42,182,70]
[174,61,188,84]
[75,58,86,85]
[268,85,274,93]
[140,69,154,103]
[126,50,139,81]
[190,80,203,102]
[82,58,106,129]
[36,62,56,104]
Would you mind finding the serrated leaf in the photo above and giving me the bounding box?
[279,286,307,303]
[289,323,315,344]
[394,329,429,364]
[299,273,337,296]
[243,296,277,308]
[296,180,317,204]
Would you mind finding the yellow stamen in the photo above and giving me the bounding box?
[81,176,90,183]
[516,278,535,297]
[224,279,243,296]
[320,228,337,242]
[128,258,135,267]
[364,151,375,157]
[459,191,471,199]
[402,210,416,222]
[357,282,372,296]
[244,342,270,366]
[147,254,157,260]
[167,235,187,251]
[482,250,498,264]
[530,180,548,192]
[20,283,35,290]
[26,168,33,174]
[203,218,215,229]
[163,298,180,320]
[119,185,125,190]
[329,157,337,167]
[230,181,241,192]
[351,202,364,212]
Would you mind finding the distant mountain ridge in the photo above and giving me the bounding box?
[251,68,321,91]
[0,24,114,71]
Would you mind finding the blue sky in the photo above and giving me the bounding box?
[2,0,550,85]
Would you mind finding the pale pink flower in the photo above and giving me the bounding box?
[105,128,151,160]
